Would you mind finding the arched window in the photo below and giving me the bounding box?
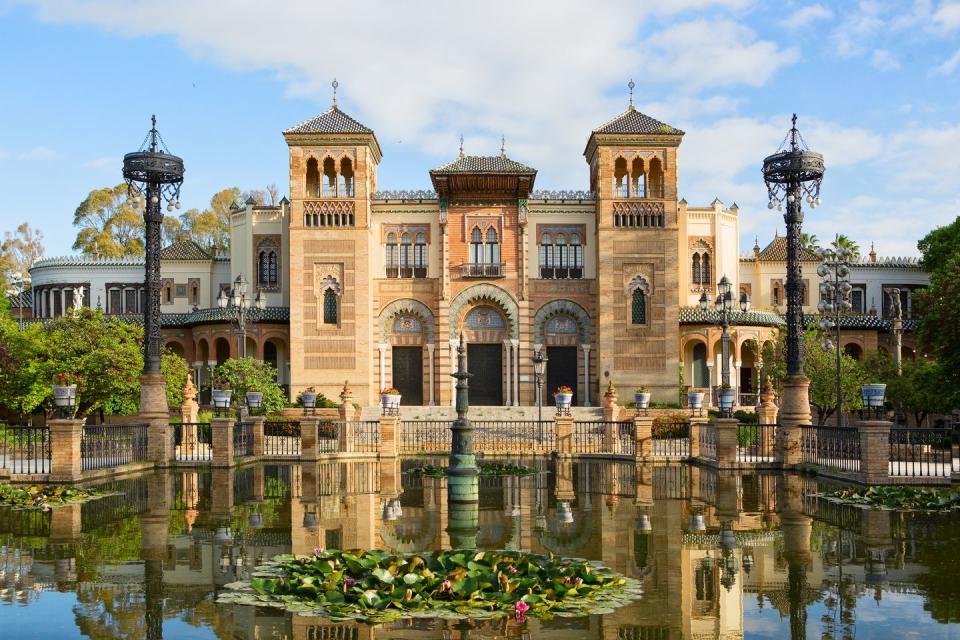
[190,284,199,305]
[323,289,338,325]
[539,234,553,278]
[258,250,269,285]
[414,232,427,278]
[385,232,398,278]
[631,157,645,198]
[554,233,568,278]
[399,233,413,278]
[322,157,337,197]
[570,234,583,278]
[648,157,663,198]
[692,254,702,285]
[339,157,354,197]
[485,228,500,265]
[701,253,711,286]
[614,157,628,197]
[470,227,483,264]
[305,158,320,197]
[631,289,647,325]
[268,251,278,286]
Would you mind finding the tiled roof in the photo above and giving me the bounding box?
[25,307,290,328]
[159,240,212,261]
[802,313,919,331]
[32,256,145,268]
[431,155,536,174]
[593,108,683,135]
[679,307,785,326]
[284,107,372,134]
[851,257,922,269]
[7,291,31,309]
[756,236,819,262]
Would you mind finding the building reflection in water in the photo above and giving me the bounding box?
[0,458,954,639]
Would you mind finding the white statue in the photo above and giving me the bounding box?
[73,287,84,311]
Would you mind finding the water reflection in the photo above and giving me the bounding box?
[0,459,959,639]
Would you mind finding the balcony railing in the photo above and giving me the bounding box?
[458,262,505,278]
[613,185,665,199]
[539,266,584,280]
[385,265,428,279]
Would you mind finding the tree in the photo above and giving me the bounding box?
[833,234,860,260]
[801,233,819,253]
[162,215,187,245]
[917,216,960,274]
[0,299,48,420]
[887,357,947,427]
[914,254,960,410]
[213,357,286,416]
[161,349,190,410]
[72,184,144,258]
[0,223,44,289]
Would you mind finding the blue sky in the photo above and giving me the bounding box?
[2,0,960,258]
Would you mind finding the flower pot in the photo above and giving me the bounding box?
[52,384,77,408]
[554,392,573,409]
[381,393,401,411]
[687,391,705,410]
[718,388,736,410]
[212,389,232,409]
[861,383,886,408]
[634,392,651,409]
[301,391,317,409]
[246,391,264,409]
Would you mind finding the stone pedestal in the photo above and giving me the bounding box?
[48,418,84,482]
[338,418,355,453]
[602,381,620,422]
[715,418,739,468]
[859,420,893,485]
[777,375,811,468]
[690,417,709,459]
[757,379,778,425]
[379,415,400,458]
[300,416,320,461]
[339,381,354,421]
[249,416,266,457]
[634,416,653,461]
[180,374,199,423]
[555,415,573,456]
[603,419,616,452]
[140,373,171,466]
[211,417,234,467]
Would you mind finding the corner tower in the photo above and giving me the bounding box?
[585,88,684,401]
[284,88,382,402]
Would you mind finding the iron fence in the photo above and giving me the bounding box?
[81,423,148,471]
[264,420,300,456]
[0,424,50,475]
[699,422,717,460]
[616,420,636,456]
[737,423,777,464]
[572,421,605,453]
[172,422,212,462]
[318,420,341,453]
[234,420,254,458]
[400,420,451,454]
[800,425,861,473]
[652,420,690,458]
[352,420,381,453]
[474,420,554,453]
[889,427,954,478]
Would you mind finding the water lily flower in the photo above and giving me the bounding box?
[507,565,517,574]
[573,577,583,586]
[314,547,325,555]
[343,578,356,588]
[515,600,530,614]
[440,580,452,592]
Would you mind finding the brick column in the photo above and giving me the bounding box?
[634,416,653,461]
[602,381,619,422]
[249,416,266,457]
[211,417,234,468]
[757,378,778,425]
[859,420,892,485]
[140,372,172,466]
[48,418,84,483]
[379,415,400,458]
[715,417,739,469]
[300,416,319,461]
[690,417,709,460]
[777,375,811,468]
[555,415,573,456]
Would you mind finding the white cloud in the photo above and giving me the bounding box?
[82,156,116,170]
[19,146,58,160]
[831,1,885,57]
[933,1,960,30]
[782,4,834,29]
[870,49,901,70]
[932,47,960,74]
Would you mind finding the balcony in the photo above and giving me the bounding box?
[385,265,428,279]
[458,262,505,278]
[539,266,584,280]
[613,184,665,199]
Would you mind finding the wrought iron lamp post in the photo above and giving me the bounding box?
[532,350,547,424]
[5,271,30,331]
[217,274,265,359]
[762,115,824,427]
[447,333,479,548]
[699,275,750,416]
[816,240,853,426]
[123,115,183,418]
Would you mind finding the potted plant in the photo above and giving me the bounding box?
[301,386,318,409]
[211,380,232,410]
[51,373,78,408]
[246,389,264,410]
[718,383,736,412]
[554,385,574,410]
[381,387,402,412]
[861,383,886,409]
[634,386,652,410]
[687,388,705,411]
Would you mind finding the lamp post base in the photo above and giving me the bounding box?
[777,374,811,467]
[139,373,171,465]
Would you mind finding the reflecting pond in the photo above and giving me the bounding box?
[2,458,960,639]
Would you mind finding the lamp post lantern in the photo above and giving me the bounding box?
[6,271,30,331]
[698,275,750,416]
[218,274,265,358]
[532,350,547,424]
[816,239,853,426]
[762,114,824,427]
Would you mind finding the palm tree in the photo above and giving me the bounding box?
[832,234,860,260]
[801,232,819,253]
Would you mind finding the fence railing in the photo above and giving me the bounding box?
[737,424,777,464]
[474,421,554,453]
[0,424,50,475]
[801,425,861,473]
[572,421,605,454]
[234,421,253,458]
[81,423,148,471]
[615,421,636,456]
[318,420,341,453]
[889,428,955,478]
[652,421,690,458]
[699,422,717,460]
[352,420,381,453]
[400,421,451,454]
[172,422,212,462]
[264,420,300,457]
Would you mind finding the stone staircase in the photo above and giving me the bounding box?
[359,405,605,421]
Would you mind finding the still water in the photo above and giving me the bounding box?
[1,458,959,639]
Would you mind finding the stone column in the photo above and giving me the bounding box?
[715,417,739,469]
[378,343,389,391]
[339,381,353,421]
[449,338,459,407]
[634,415,653,461]
[141,371,172,466]
[211,417,234,467]
[706,362,715,407]
[250,415,266,457]
[380,415,400,458]
[339,418,355,453]
[859,420,892,485]
[511,339,520,406]
[757,378,778,425]
[688,417,702,459]
[48,418,84,483]
[581,344,591,406]
[300,416,319,461]
[426,343,436,405]
[503,339,512,406]
[602,380,619,422]
[777,375,811,467]
[602,419,616,452]
[180,374,200,451]
[555,414,573,456]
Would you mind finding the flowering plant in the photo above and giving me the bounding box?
[634,386,650,393]
[52,373,76,386]
[212,380,231,390]
[553,385,573,395]
[381,387,402,395]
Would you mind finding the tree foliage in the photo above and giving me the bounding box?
[213,357,286,415]
[886,357,948,427]
[917,216,960,274]
[0,300,48,419]
[161,349,191,410]
[72,184,145,258]
[0,223,44,289]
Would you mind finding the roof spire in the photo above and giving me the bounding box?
[331,78,339,109]
[628,79,635,111]
[458,134,464,159]
[870,241,877,263]
[500,135,506,158]
[149,114,158,152]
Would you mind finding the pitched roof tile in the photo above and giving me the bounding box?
[593,108,683,135]
[431,155,536,174]
[284,107,372,134]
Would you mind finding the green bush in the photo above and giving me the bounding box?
[213,357,286,415]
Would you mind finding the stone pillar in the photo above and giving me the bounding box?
[688,417,703,459]
[555,414,573,456]
[211,417,234,468]
[426,343,436,405]
[777,375,811,467]
[757,377,778,425]
[503,339,512,406]
[250,415,266,457]
[511,339,520,406]
[634,415,653,461]
[300,416,319,461]
[602,380,619,422]
[581,344,591,406]
[339,418,355,453]
[706,362,715,407]
[602,419,616,452]
[180,373,199,423]
[378,343,389,391]
[48,418,84,483]
[380,415,400,458]
[859,420,892,485]
[339,381,353,421]
[140,372,171,466]
[715,417,739,469]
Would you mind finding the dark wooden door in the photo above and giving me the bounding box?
[392,346,423,405]
[467,344,503,406]
[546,347,578,406]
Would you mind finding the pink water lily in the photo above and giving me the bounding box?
[515,600,530,614]
[343,578,356,588]
[314,547,325,554]
[507,565,517,574]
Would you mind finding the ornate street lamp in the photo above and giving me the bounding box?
[817,239,853,426]
[5,272,30,331]
[762,115,824,425]
[698,275,750,416]
[218,274,265,358]
[531,350,547,424]
[123,116,184,409]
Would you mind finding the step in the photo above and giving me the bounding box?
[359,405,606,421]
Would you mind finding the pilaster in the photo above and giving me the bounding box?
[211,417,234,468]
[48,418,84,483]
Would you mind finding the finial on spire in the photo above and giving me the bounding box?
[500,135,506,158]
[789,113,799,151]
[459,134,464,159]
[628,79,635,111]
[149,114,158,152]
[331,78,339,109]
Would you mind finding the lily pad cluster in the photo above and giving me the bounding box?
[218,548,642,623]
[818,486,960,511]
[0,483,106,510]
[407,462,537,478]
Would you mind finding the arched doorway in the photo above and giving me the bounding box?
[692,342,709,389]
[464,306,506,406]
[215,337,230,364]
[544,315,579,406]
[844,343,863,361]
[391,314,424,405]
